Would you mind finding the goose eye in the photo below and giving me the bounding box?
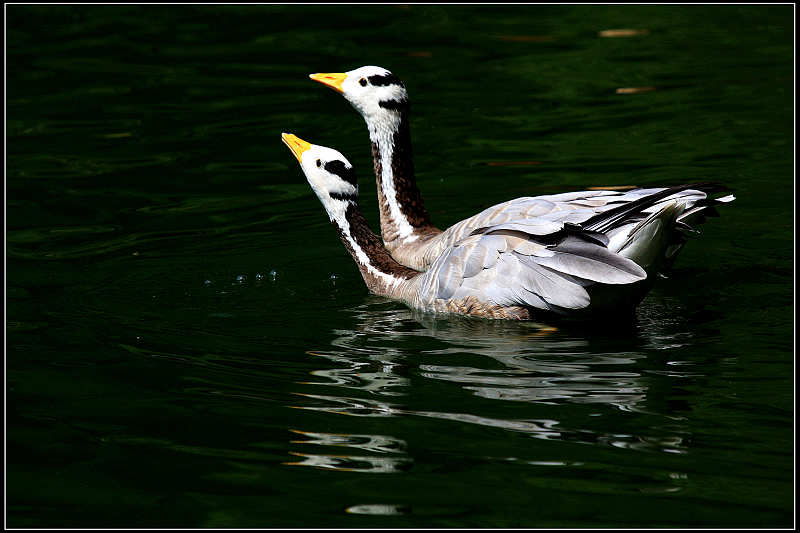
[316,159,321,167]
[359,78,367,87]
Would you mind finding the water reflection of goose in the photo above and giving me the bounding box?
[284,429,412,473]
[308,301,652,411]
[288,298,694,456]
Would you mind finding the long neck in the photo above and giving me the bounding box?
[332,201,419,296]
[367,105,439,249]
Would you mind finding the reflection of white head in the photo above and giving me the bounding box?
[281,133,358,221]
[310,65,408,121]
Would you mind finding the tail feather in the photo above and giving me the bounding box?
[601,184,734,272]
[614,201,683,270]
[582,182,729,234]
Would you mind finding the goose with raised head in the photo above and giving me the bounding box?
[309,66,735,275]
[278,133,725,320]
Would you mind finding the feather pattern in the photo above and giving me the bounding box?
[396,185,733,272]
[410,217,647,315]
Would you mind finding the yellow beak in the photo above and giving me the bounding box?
[281,133,312,162]
[309,72,347,93]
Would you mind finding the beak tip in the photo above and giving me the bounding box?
[281,133,311,162]
[308,72,346,92]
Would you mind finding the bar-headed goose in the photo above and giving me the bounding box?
[278,133,725,320]
[309,66,735,274]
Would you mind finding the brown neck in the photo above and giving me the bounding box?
[332,202,419,295]
[368,106,440,247]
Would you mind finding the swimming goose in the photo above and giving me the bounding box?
[308,66,735,274]
[279,133,718,320]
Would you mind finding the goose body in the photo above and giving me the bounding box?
[309,66,735,275]
[280,133,723,320]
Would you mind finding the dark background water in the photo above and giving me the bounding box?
[6,4,794,528]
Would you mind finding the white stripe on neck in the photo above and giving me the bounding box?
[328,201,405,291]
[368,114,419,244]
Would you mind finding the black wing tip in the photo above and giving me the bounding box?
[583,181,733,233]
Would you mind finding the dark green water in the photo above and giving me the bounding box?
[6,5,794,528]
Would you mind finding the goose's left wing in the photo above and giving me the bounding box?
[416,220,647,314]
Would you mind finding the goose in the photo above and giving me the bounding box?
[308,66,735,274]
[281,132,722,320]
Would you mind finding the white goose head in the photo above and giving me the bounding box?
[282,132,417,292]
[281,133,359,219]
[309,65,408,121]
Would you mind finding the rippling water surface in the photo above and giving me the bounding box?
[7,5,794,528]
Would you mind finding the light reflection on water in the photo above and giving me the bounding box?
[284,451,412,474]
[286,296,696,473]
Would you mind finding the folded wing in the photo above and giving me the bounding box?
[418,221,647,314]
[430,185,729,250]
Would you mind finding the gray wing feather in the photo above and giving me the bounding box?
[471,218,565,237]
[531,235,646,283]
[512,258,592,309]
[452,254,590,310]
[436,251,465,300]
[463,242,490,278]
[420,217,647,313]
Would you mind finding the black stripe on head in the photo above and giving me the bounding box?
[329,191,358,203]
[379,98,409,112]
[323,160,357,186]
[367,73,405,87]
